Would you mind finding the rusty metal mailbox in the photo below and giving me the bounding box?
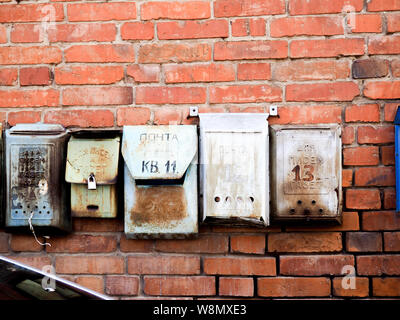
[270,125,342,223]
[122,125,198,238]
[199,114,269,226]
[65,135,120,218]
[5,123,71,233]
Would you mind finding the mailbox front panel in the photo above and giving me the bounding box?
[270,125,342,223]
[122,125,198,238]
[200,114,269,226]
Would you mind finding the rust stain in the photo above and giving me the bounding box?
[130,186,187,227]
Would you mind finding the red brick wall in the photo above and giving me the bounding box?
[1,0,400,299]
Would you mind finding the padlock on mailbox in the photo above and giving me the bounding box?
[199,114,270,226]
[65,133,120,218]
[122,125,198,238]
[5,123,71,233]
[269,124,342,223]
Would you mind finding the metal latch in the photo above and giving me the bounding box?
[88,173,96,190]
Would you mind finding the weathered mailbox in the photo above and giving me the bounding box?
[395,106,400,212]
[122,125,198,238]
[270,125,342,223]
[65,133,120,218]
[199,114,269,226]
[5,123,71,233]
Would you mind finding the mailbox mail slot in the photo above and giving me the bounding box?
[270,124,342,223]
[5,123,70,233]
[65,135,120,218]
[122,125,198,238]
[199,114,269,226]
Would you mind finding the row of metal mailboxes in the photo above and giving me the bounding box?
[0,113,342,239]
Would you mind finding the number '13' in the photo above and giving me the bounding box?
[291,165,314,182]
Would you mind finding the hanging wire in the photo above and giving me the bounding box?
[28,211,51,247]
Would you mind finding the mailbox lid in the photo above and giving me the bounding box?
[65,136,120,185]
[121,125,197,180]
[199,113,269,225]
[9,123,66,135]
[270,124,342,221]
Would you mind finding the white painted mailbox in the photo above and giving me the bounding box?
[269,125,342,223]
[199,114,269,226]
[121,125,198,238]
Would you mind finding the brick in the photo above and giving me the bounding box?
[139,43,211,63]
[136,87,205,104]
[55,66,123,85]
[291,39,364,58]
[384,188,396,209]
[0,234,8,253]
[230,235,265,254]
[128,256,200,275]
[352,59,388,79]
[204,257,276,276]
[232,19,248,36]
[155,235,228,253]
[127,65,160,83]
[141,1,210,20]
[354,167,395,186]
[249,18,265,36]
[342,126,355,145]
[44,109,114,128]
[144,276,215,296]
[0,46,62,65]
[158,20,228,40]
[8,111,41,126]
[121,22,154,40]
[384,232,400,251]
[345,104,380,123]
[49,23,116,42]
[20,67,51,86]
[214,0,285,17]
[63,87,133,106]
[289,0,363,15]
[271,16,343,37]
[237,63,271,81]
[391,59,400,77]
[357,255,400,275]
[164,63,235,83]
[0,24,6,43]
[119,235,153,253]
[343,146,379,166]
[369,36,400,55]
[55,256,124,274]
[10,256,51,270]
[368,0,400,11]
[272,60,349,81]
[46,235,117,253]
[214,40,288,60]
[373,278,400,297]
[268,105,342,125]
[117,107,151,126]
[0,89,59,108]
[268,233,342,253]
[358,126,395,144]
[342,169,353,187]
[349,14,382,33]
[0,68,17,86]
[384,103,399,122]
[153,108,182,125]
[280,255,354,276]
[10,235,43,252]
[76,276,104,294]
[364,81,400,99]
[68,2,136,21]
[219,278,253,297]
[332,277,369,297]
[105,276,139,296]
[346,232,382,252]
[11,24,41,43]
[387,13,400,33]
[210,84,282,103]
[0,3,63,22]
[258,277,331,297]
[286,82,359,102]
[362,211,400,231]
[65,44,135,63]
[73,218,123,232]
[346,189,381,210]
